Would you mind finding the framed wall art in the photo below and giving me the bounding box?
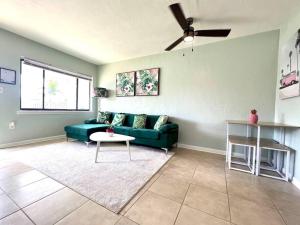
[278,29,300,99]
[0,67,16,85]
[135,68,160,96]
[116,71,135,97]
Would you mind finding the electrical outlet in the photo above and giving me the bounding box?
[0,87,3,94]
[9,121,15,130]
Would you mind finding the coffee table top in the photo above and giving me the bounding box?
[90,132,135,142]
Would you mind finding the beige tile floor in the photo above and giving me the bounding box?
[1,144,300,225]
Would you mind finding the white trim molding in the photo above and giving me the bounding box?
[292,177,300,190]
[177,143,225,155]
[0,135,66,149]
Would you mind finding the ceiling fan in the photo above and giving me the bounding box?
[165,3,231,51]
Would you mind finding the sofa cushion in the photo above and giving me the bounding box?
[154,115,168,130]
[64,124,109,136]
[112,113,126,126]
[123,113,135,127]
[113,126,132,135]
[145,115,160,129]
[132,114,147,129]
[97,111,111,123]
[130,129,160,140]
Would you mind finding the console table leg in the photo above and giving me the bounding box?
[255,126,261,176]
[286,150,290,181]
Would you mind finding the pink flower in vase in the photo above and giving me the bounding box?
[106,125,114,137]
[249,109,258,124]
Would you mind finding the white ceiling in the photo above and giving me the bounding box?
[1,0,300,65]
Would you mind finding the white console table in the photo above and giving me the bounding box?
[226,120,299,180]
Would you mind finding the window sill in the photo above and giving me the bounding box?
[16,110,95,115]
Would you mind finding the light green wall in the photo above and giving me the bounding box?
[275,11,300,180]
[98,30,279,150]
[0,28,97,145]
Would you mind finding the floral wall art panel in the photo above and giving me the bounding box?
[116,71,135,97]
[135,68,160,96]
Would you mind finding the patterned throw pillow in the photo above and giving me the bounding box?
[132,114,147,129]
[111,113,126,126]
[97,111,111,123]
[154,115,168,130]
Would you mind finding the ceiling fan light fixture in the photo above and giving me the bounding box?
[184,35,194,42]
[165,3,231,51]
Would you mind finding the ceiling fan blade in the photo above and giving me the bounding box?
[195,29,231,37]
[169,3,188,30]
[165,36,184,51]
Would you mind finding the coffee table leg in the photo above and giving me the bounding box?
[95,141,101,163]
[126,140,131,160]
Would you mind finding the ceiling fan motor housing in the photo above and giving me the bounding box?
[184,26,194,38]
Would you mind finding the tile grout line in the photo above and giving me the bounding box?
[0,169,94,225]
[20,163,122,215]
[120,152,177,216]
[114,215,139,225]
[182,203,232,223]
[191,180,228,195]
[0,182,67,224]
[0,172,50,223]
[121,171,162,216]
[177,165,231,223]
[146,186,232,222]
[227,169,293,225]
[10,185,66,210]
[0,186,5,194]
[52,199,91,225]
[172,162,197,225]
[0,176,48,195]
[119,153,174,215]
[172,183,191,225]
[2,190,37,225]
[20,208,37,225]
[261,185,288,225]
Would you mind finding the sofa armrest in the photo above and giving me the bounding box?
[159,123,178,133]
[84,118,97,124]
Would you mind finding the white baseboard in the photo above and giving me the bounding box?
[177,143,225,155]
[0,135,66,149]
[292,177,300,190]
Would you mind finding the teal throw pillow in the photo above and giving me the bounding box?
[132,114,147,129]
[154,115,168,130]
[111,113,126,126]
[97,111,111,123]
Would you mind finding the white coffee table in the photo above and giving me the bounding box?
[90,132,135,163]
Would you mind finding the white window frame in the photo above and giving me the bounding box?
[20,58,93,112]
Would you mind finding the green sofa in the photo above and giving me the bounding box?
[64,112,179,152]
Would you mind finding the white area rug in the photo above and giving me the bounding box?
[7,141,173,213]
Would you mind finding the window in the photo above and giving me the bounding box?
[20,58,91,111]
